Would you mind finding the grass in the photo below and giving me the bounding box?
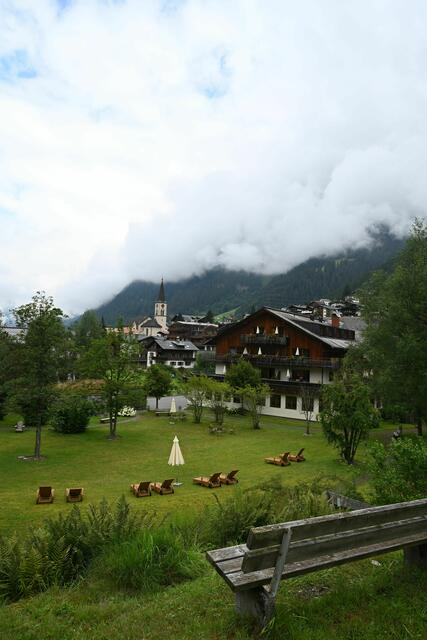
[1,411,425,639]
[0,555,425,639]
[0,410,373,536]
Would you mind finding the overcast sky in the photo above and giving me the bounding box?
[1,0,426,315]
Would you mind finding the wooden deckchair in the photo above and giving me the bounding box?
[66,487,84,502]
[36,486,54,504]
[151,479,175,495]
[288,448,305,462]
[219,470,239,485]
[130,481,152,497]
[264,452,291,466]
[193,472,222,488]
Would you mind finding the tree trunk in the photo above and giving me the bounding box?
[156,397,159,409]
[416,417,423,436]
[34,423,42,459]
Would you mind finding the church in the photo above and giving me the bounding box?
[127,279,169,337]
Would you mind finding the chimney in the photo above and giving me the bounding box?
[331,313,340,328]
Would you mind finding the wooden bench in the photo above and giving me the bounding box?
[206,498,427,626]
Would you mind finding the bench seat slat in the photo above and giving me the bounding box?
[246,499,427,549]
[242,515,427,573]
[224,532,427,591]
[207,545,247,564]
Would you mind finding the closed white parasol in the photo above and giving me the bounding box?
[170,397,177,414]
[168,435,185,486]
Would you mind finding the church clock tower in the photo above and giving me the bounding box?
[154,278,168,331]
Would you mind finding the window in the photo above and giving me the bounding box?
[301,397,314,412]
[170,361,176,366]
[285,396,297,410]
[270,394,281,408]
[291,369,310,382]
[233,395,240,404]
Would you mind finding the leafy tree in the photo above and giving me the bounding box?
[184,375,211,423]
[0,321,13,420]
[367,437,427,504]
[358,220,427,435]
[79,324,141,438]
[144,364,173,410]
[50,393,94,434]
[225,360,261,390]
[73,310,104,349]
[11,292,68,458]
[204,310,215,323]
[239,384,270,429]
[320,370,379,464]
[207,379,231,426]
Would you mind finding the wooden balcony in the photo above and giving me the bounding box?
[215,353,340,369]
[240,335,288,346]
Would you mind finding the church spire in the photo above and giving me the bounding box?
[157,278,165,303]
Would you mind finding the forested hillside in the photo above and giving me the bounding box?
[92,232,403,325]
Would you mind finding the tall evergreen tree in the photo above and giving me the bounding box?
[358,219,427,435]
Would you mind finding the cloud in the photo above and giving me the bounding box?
[1,0,427,314]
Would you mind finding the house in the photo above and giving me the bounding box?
[138,336,198,369]
[167,320,218,350]
[213,307,355,419]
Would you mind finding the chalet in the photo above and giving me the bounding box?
[213,307,355,419]
[167,320,218,350]
[138,336,198,369]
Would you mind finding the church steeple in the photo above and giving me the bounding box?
[154,278,168,331]
[157,278,165,303]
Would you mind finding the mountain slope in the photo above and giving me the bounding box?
[93,232,404,324]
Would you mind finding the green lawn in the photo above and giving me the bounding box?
[0,410,370,535]
[1,412,426,639]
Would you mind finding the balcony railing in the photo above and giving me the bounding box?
[240,335,288,346]
[215,353,340,369]
[208,373,322,392]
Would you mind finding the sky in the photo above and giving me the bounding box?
[1,0,427,315]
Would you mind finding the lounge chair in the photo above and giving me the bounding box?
[36,486,54,504]
[193,472,222,488]
[66,487,84,502]
[130,481,152,497]
[264,452,291,466]
[151,479,175,495]
[288,448,305,462]
[219,470,239,485]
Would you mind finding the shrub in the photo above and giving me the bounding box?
[0,497,153,602]
[95,527,205,593]
[367,436,427,504]
[50,394,94,433]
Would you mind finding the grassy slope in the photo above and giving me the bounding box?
[1,413,426,639]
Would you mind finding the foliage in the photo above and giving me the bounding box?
[238,383,270,429]
[0,325,13,421]
[184,375,211,423]
[49,393,94,434]
[198,478,334,548]
[357,220,427,435]
[367,436,427,504]
[225,360,261,390]
[206,379,231,426]
[0,497,152,602]
[10,292,68,458]
[95,528,204,593]
[320,370,379,464]
[144,364,173,409]
[73,310,105,349]
[79,324,141,438]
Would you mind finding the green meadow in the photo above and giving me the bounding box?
[1,412,426,640]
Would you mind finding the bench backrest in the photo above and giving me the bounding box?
[242,498,427,573]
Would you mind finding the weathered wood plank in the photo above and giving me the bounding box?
[242,515,427,573]
[246,499,427,549]
[226,532,427,591]
[206,545,246,564]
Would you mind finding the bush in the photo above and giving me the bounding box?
[367,436,427,504]
[50,394,94,433]
[0,497,153,602]
[95,527,205,593]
